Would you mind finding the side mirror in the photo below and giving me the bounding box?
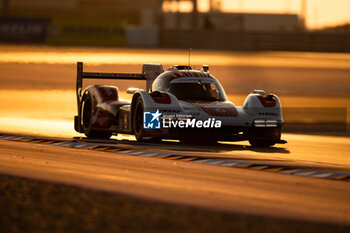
[126,88,143,94]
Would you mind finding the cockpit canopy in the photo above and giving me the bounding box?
[151,71,227,102]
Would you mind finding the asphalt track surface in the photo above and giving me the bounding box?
[0,133,350,227]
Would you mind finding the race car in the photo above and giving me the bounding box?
[74,62,286,147]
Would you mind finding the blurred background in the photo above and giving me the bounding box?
[0,0,350,51]
[0,0,349,137]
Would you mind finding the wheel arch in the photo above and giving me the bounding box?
[243,93,283,123]
[130,90,164,132]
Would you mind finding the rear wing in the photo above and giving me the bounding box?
[76,61,163,108]
[75,62,164,132]
[77,61,163,99]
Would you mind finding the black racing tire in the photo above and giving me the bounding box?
[249,139,275,147]
[81,94,111,140]
[133,96,145,141]
[132,96,162,143]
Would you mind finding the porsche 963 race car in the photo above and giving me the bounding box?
[74,62,286,147]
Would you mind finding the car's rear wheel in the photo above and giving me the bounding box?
[81,94,111,140]
[249,139,275,147]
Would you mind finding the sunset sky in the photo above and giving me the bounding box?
[218,0,350,28]
[165,0,350,29]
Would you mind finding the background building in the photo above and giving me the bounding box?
[1,0,302,31]
[161,12,302,32]
[0,0,348,52]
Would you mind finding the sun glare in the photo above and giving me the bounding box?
[162,0,193,12]
[164,0,350,28]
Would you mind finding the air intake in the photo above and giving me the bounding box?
[168,65,192,71]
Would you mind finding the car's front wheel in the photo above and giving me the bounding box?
[133,96,145,141]
[132,96,162,143]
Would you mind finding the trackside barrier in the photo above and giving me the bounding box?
[46,18,127,46]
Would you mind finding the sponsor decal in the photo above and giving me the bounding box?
[143,110,221,129]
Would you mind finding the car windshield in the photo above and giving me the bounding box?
[168,81,224,101]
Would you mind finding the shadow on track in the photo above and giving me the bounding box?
[73,137,290,154]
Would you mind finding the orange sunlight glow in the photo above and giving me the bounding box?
[1,45,350,69]
[0,89,349,138]
[0,90,135,139]
[219,0,350,29]
[165,0,350,29]
[163,0,193,12]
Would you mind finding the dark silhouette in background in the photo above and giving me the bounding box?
[0,0,349,52]
[2,0,9,16]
